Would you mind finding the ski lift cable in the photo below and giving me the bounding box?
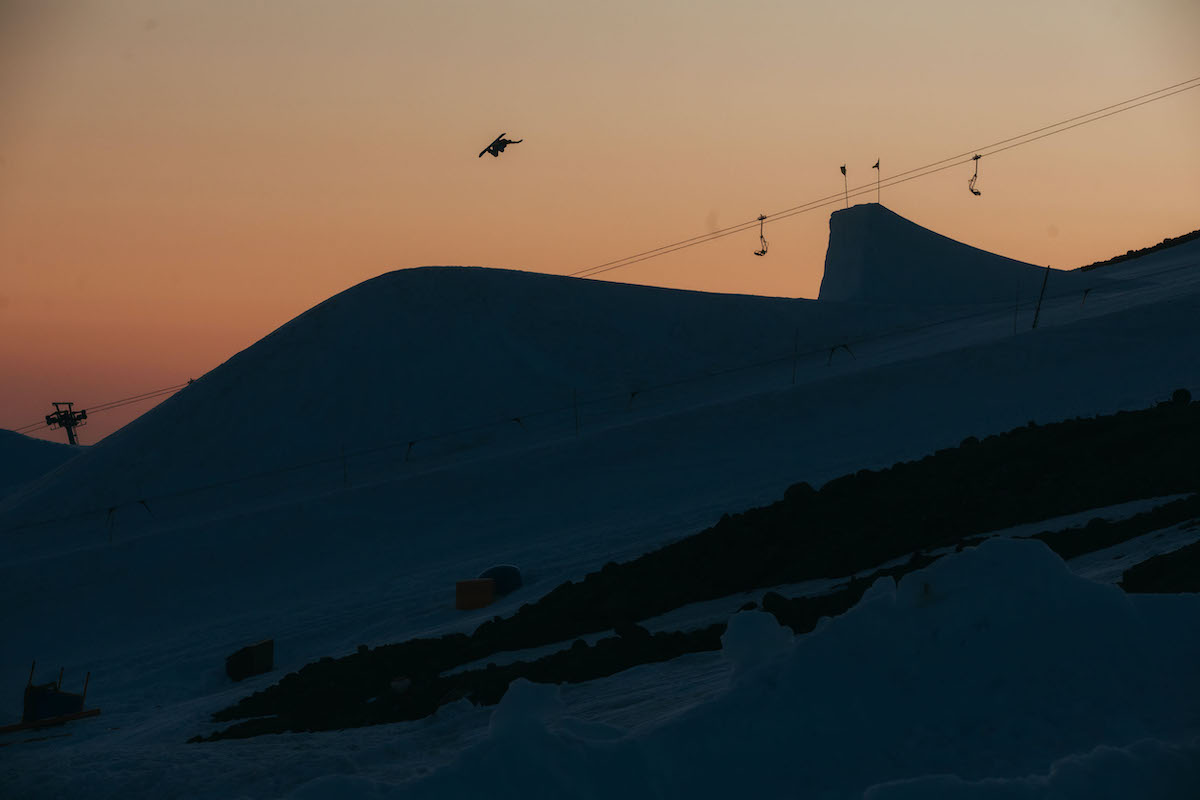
[87,383,190,413]
[9,382,191,435]
[577,156,988,279]
[876,75,1200,187]
[576,78,1200,278]
[575,109,1180,281]
[73,390,181,421]
[975,82,1200,159]
[570,76,1200,279]
[573,108,1199,282]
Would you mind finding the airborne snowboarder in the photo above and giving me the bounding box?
[478,133,523,158]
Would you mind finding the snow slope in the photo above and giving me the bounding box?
[0,265,931,526]
[2,208,1199,798]
[818,204,1102,305]
[0,430,79,498]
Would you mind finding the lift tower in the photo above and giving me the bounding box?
[45,402,87,445]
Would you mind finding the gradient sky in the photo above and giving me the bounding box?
[3,0,1199,443]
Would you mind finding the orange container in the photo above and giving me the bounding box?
[456,578,496,610]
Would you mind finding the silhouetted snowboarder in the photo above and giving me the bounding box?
[478,133,523,158]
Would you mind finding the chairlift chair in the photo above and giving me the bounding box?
[968,154,982,196]
[753,214,769,256]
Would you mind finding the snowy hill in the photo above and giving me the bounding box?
[0,429,79,498]
[0,265,932,527]
[818,204,1100,305]
[2,209,1200,798]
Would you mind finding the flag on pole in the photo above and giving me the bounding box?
[873,159,880,203]
[840,165,846,176]
[872,159,879,170]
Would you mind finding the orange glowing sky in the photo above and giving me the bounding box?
[3,0,1199,443]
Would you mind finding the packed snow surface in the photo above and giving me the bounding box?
[3,205,1199,798]
[819,204,1107,305]
[0,265,931,524]
[0,430,79,499]
[397,540,1200,800]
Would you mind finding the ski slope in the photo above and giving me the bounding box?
[2,204,1198,798]
[0,432,79,499]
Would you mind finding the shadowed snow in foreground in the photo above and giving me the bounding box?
[317,540,1200,799]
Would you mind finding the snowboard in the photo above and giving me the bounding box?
[479,133,506,158]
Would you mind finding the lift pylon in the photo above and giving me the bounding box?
[45,402,87,445]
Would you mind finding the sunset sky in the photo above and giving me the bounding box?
[3,0,1198,444]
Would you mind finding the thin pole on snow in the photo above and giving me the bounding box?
[1031,266,1051,329]
[791,328,800,385]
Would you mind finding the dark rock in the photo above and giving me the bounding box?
[1121,539,1200,593]
[784,482,815,502]
[614,621,651,640]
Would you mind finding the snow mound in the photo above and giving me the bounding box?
[818,204,1094,305]
[720,609,794,682]
[409,539,1200,799]
[0,429,80,498]
[488,678,567,738]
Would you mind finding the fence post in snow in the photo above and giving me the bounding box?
[1013,284,1020,336]
[1031,265,1051,330]
[791,328,799,385]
